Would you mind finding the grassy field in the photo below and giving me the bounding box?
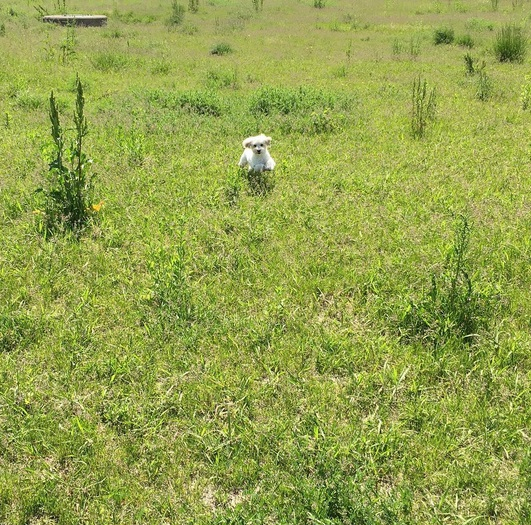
[1,0,531,523]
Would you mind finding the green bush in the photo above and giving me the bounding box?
[433,27,455,45]
[210,42,233,55]
[494,24,527,63]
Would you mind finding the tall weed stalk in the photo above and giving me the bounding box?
[41,76,96,234]
[401,216,494,347]
[411,76,436,139]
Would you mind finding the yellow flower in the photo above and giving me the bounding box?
[91,201,104,212]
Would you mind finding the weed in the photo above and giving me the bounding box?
[466,17,494,32]
[411,76,436,139]
[314,0,326,8]
[464,52,481,75]
[188,0,199,13]
[147,243,194,323]
[433,27,454,45]
[249,85,339,115]
[392,38,402,57]
[0,309,41,352]
[210,42,233,55]
[223,170,242,206]
[54,0,67,14]
[167,0,185,27]
[177,90,223,115]
[476,67,492,101]
[59,23,76,65]
[521,75,531,109]
[494,24,527,63]
[491,0,499,10]
[401,216,494,347]
[346,39,352,63]
[118,125,147,166]
[408,36,421,58]
[205,68,239,89]
[103,29,125,38]
[251,0,263,12]
[457,34,474,48]
[151,59,171,75]
[39,76,97,234]
[12,90,44,110]
[310,108,339,134]
[0,23,5,36]
[147,89,224,115]
[91,52,129,72]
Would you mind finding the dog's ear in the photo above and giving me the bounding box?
[264,136,272,146]
[242,137,254,149]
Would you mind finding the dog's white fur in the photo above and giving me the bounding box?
[238,134,276,172]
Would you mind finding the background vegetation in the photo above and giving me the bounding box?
[1,0,531,523]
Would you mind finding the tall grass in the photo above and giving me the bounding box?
[494,24,527,63]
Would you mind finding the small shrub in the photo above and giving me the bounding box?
[39,76,97,235]
[411,76,436,139]
[167,1,185,27]
[210,42,233,55]
[476,68,492,101]
[457,34,474,48]
[433,27,455,45]
[494,24,527,63]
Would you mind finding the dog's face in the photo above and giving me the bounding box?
[243,134,271,156]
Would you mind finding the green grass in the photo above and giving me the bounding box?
[1,1,531,524]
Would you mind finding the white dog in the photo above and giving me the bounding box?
[238,134,276,172]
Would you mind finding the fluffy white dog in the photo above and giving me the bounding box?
[238,134,276,172]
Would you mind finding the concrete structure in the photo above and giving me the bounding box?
[43,15,107,27]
